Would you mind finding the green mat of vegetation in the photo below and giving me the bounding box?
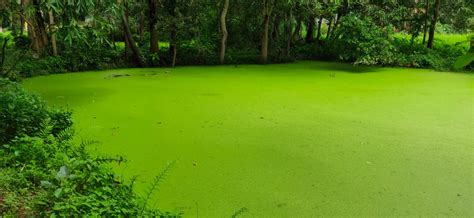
[24,61,473,217]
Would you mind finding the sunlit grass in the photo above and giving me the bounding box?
[394,33,471,50]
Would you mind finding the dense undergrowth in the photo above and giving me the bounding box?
[0,78,179,216]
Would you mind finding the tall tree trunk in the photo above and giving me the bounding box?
[122,13,145,67]
[20,0,25,35]
[148,0,159,54]
[123,31,130,55]
[271,16,280,42]
[169,26,177,67]
[326,17,333,39]
[219,0,229,64]
[427,0,440,49]
[168,0,177,67]
[27,24,39,54]
[285,13,292,56]
[261,13,270,63]
[305,17,314,43]
[422,0,430,44]
[316,17,323,42]
[292,17,302,42]
[139,12,145,42]
[48,10,58,56]
[0,38,8,74]
[171,43,177,67]
[32,0,48,49]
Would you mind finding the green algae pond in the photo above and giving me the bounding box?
[23,61,473,217]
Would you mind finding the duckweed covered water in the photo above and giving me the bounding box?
[24,61,474,217]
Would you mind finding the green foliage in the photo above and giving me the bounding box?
[331,13,396,66]
[16,56,68,77]
[454,53,474,70]
[0,78,72,144]
[394,38,467,70]
[1,0,472,73]
[0,79,178,216]
[0,135,166,216]
[15,44,125,77]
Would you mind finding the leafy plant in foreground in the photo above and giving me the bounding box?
[0,79,179,217]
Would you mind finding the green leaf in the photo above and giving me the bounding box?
[54,188,63,198]
[41,180,54,188]
[454,53,474,70]
[56,166,69,180]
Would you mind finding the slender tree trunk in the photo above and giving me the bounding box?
[219,0,229,64]
[0,38,8,73]
[169,25,177,67]
[48,10,58,56]
[305,17,314,43]
[167,0,177,67]
[316,17,323,42]
[123,31,130,55]
[272,16,280,42]
[122,13,145,67]
[422,0,430,44]
[27,23,40,56]
[326,17,333,39]
[171,44,177,67]
[285,12,293,57]
[148,0,159,54]
[139,13,145,42]
[20,0,25,35]
[292,17,302,42]
[261,14,270,63]
[285,13,292,56]
[427,0,440,49]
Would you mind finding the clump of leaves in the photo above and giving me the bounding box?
[331,13,396,66]
[0,79,178,216]
[0,78,73,144]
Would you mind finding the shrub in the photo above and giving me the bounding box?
[0,78,72,144]
[393,37,467,70]
[331,13,396,66]
[16,56,68,77]
[0,135,171,216]
[14,45,125,77]
[0,79,178,216]
[60,44,125,72]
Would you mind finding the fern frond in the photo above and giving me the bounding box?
[38,118,53,138]
[140,160,177,215]
[56,127,75,142]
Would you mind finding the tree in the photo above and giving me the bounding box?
[260,0,274,63]
[149,0,159,55]
[305,16,315,43]
[427,0,441,49]
[219,0,230,64]
[122,1,145,67]
[422,0,430,44]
